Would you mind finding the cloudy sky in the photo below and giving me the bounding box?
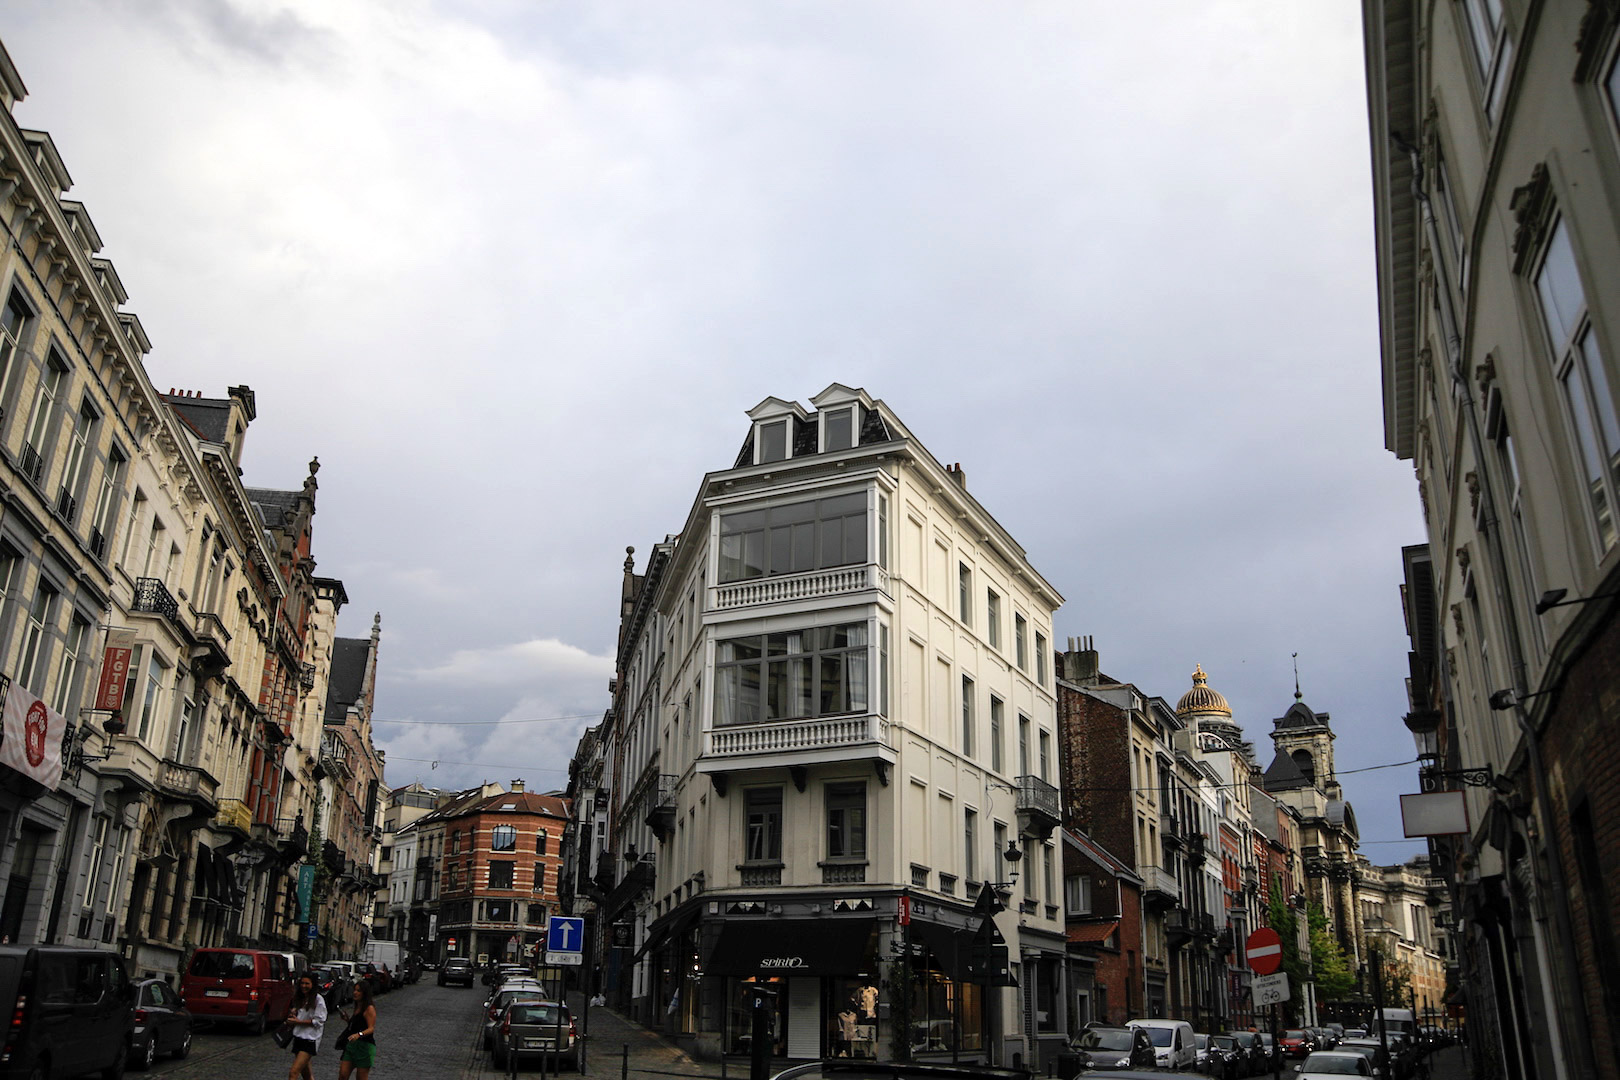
[4,1,1429,860]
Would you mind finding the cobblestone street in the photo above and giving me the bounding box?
[146,982,487,1080]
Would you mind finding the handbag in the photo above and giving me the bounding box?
[273,1021,297,1049]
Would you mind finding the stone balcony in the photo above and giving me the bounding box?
[100,735,163,791]
[699,712,896,777]
[1143,865,1182,910]
[159,758,219,813]
[711,563,890,612]
[213,798,253,838]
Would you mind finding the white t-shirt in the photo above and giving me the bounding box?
[292,995,328,1041]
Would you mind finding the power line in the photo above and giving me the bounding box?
[372,712,600,727]
[385,755,569,774]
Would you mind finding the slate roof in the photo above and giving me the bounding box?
[165,395,234,442]
[1262,750,1312,792]
[1272,700,1330,731]
[464,790,572,819]
[323,637,373,723]
[246,487,300,531]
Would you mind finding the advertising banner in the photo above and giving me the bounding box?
[297,864,315,922]
[95,629,137,713]
[0,679,66,789]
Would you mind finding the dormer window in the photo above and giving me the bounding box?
[823,406,855,452]
[758,419,789,463]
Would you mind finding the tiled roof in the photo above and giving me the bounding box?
[1066,920,1120,946]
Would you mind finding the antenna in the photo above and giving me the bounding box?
[1292,652,1302,701]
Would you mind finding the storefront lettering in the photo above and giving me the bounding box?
[760,957,807,969]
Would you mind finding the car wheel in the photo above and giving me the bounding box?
[27,1058,47,1080]
[174,1028,192,1059]
[131,1036,155,1072]
[251,1011,268,1036]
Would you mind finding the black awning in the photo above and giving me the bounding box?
[704,918,876,977]
[906,920,975,982]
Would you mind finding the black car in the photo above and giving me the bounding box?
[128,979,191,1070]
[1227,1031,1266,1076]
[0,945,134,1080]
[438,957,476,987]
[1070,1025,1157,1071]
[1206,1034,1245,1079]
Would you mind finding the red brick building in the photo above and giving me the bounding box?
[1062,827,1144,1027]
[437,786,571,963]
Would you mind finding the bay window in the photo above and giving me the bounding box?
[718,494,866,581]
[715,623,868,725]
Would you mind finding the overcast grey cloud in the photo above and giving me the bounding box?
[2,0,1427,859]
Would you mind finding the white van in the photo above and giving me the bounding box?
[1127,1018,1197,1070]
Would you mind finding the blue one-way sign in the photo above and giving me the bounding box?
[547,915,584,960]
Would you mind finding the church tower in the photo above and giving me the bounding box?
[1265,691,1340,799]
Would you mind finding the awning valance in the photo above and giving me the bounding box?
[906,920,976,983]
[704,918,876,977]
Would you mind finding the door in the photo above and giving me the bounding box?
[786,979,819,1059]
[0,829,42,942]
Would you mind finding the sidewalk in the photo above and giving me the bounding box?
[1424,1044,1472,1080]
[576,994,716,1078]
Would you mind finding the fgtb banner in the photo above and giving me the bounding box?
[95,629,137,713]
[0,680,66,789]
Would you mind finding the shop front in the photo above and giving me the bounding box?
[704,917,880,1061]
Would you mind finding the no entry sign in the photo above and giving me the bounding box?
[1246,927,1283,976]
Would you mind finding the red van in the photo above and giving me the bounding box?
[179,949,293,1033]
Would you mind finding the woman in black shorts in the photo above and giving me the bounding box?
[286,973,328,1080]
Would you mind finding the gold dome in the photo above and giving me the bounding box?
[1176,664,1232,718]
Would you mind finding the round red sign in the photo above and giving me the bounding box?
[1246,927,1283,975]
[24,701,48,768]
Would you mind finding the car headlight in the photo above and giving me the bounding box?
[1113,1057,1132,1067]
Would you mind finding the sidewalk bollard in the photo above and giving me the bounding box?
[622,1043,630,1080]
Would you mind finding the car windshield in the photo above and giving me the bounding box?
[1139,1028,1174,1047]
[189,952,255,978]
[1079,1030,1133,1051]
[1196,1035,1209,1048]
[1303,1054,1365,1074]
[1286,1030,1307,1038]
[1212,1036,1237,1049]
[1231,1033,1255,1046]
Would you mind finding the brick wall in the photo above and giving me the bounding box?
[1538,607,1620,1080]
[1056,683,1136,867]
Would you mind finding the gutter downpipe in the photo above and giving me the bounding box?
[1392,133,1593,1080]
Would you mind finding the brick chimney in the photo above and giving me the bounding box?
[510,779,525,793]
[1062,636,1101,686]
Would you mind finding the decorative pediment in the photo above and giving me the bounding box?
[745,396,808,423]
[808,382,874,412]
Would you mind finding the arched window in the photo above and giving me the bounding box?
[1291,749,1316,786]
[491,825,517,852]
[536,829,548,855]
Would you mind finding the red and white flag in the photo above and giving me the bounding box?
[0,681,66,789]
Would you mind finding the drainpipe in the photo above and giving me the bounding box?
[1392,133,1593,1080]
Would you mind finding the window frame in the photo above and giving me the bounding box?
[1533,215,1619,554]
[990,696,1005,774]
[488,860,515,890]
[714,623,869,726]
[491,825,517,852]
[756,418,790,464]
[958,563,972,625]
[821,406,855,453]
[1458,0,1513,121]
[1014,613,1029,671]
[961,674,975,757]
[718,494,868,582]
[744,786,784,865]
[824,781,867,862]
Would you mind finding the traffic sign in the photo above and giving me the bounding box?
[307,923,318,940]
[1253,971,1290,1005]
[1246,927,1283,975]
[546,915,585,965]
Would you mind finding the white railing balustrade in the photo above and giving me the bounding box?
[708,713,892,757]
[713,563,890,610]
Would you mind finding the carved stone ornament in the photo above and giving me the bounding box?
[1416,473,1430,519]
[1451,603,1466,639]
[1474,354,1496,391]
[1446,647,1457,678]
[1509,163,1555,275]
[1466,472,1481,518]
[1456,544,1472,572]
[1575,0,1620,82]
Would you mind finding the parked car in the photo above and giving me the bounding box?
[179,948,293,1034]
[438,957,476,987]
[128,978,192,1070]
[1069,1025,1157,1071]
[484,980,547,1049]
[1255,1031,1283,1071]
[308,965,345,1008]
[1206,1034,1246,1079]
[1334,1038,1391,1079]
[0,945,134,1080]
[493,999,579,1071]
[1298,1050,1373,1078]
[1312,1026,1339,1051]
[1127,1018,1197,1072]
[1281,1029,1315,1057]
[356,963,390,995]
[1227,1030,1267,1075]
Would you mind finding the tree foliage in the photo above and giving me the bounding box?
[1266,883,1309,1023]
[1308,900,1356,1000]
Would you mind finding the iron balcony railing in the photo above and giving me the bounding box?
[17,442,43,485]
[1014,774,1062,824]
[132,577,180,623]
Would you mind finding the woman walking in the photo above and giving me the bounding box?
[287,974,328,1080]
[336,981,378,1080]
